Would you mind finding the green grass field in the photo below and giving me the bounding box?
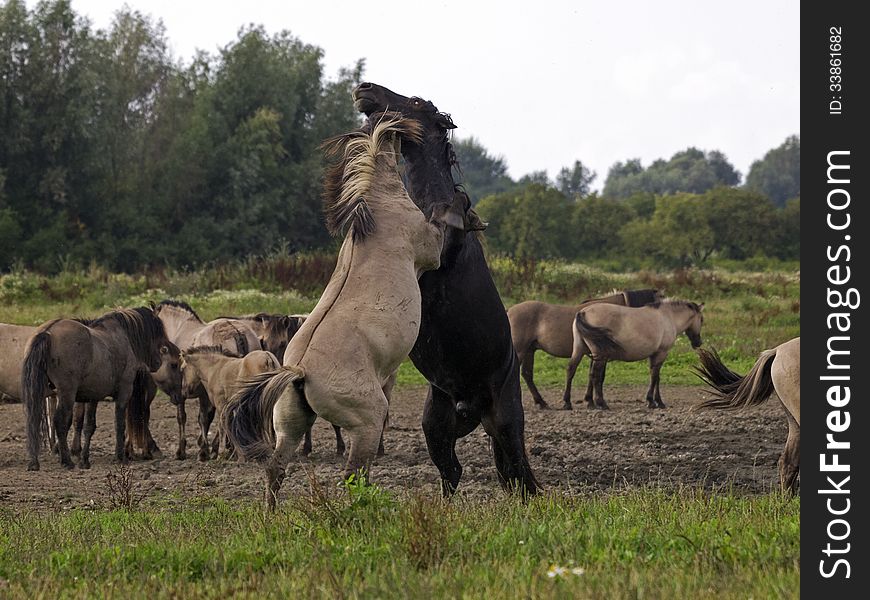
[0,483,799,599]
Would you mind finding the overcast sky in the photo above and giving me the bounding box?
[60,0,799,190]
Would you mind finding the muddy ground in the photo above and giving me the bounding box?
[0,385,788,511]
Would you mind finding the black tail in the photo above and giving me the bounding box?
[694,347,776,410]
[223,366,304,461]
[22,331,52,470]
[126,369,154,451]
[573,311,623,356]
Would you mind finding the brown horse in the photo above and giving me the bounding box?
[225,113,465,508]
[508,289,662,409]
[694,337,800,494]
[571,299,704,409]
[21,307,172,470]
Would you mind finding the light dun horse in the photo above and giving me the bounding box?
[180,346,281,458]
[152,300,261,460]
[694,337,800,494]
[225,113,463,508]
[508,289,662,410]
[22,307,172,470]
[571,299,704,409]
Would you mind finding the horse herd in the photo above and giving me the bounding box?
[0,83,801,504]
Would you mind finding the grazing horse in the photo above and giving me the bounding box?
[694,338,800,494]
[180,346,281,458]
[153,300,261,460]
[225,113,463,508]
[508,289,662,410]
[353,82,539,497]
[21,307,172,470]
[571,299,704,409]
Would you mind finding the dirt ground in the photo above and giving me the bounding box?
[0,384,788,511]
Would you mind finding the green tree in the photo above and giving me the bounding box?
[556,160,597,199]
[452,137,516,202]
[620,194,715,267]
[571,194,634,257]
[704,187,777,259]
[603,148,740,199]
[745,135,800,206]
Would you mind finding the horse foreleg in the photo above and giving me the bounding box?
[176,400,187,460]
[423,386,463,496]
[779,415,800,495]
[267,386,316,510]
[79,400,98,469]
[334,425,346,456]
[342,393,388,485]
[197,394,215,462]
[520,350,549,409]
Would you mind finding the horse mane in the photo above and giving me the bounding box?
[184,345,242,359]
[320,112,424,241]
[647,298,702,312]
[88,307,166,365]
[155,299,204,323]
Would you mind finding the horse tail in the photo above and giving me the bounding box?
[573,311,623,356]
[126,369,153,451]
[694,347,777,410]
[22,330,52,470]
[223,366,305,461]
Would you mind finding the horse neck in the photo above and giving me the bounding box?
[186,353,233,386]
[401,140,456,218]
[662,303,697,332]
[158,310,203,346]
[94,318,146,361]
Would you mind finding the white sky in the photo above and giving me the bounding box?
[60,0,799,189]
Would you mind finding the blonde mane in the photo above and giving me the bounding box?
[321,112,423,241]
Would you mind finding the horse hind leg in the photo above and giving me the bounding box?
[71,400,84,456]
[79,400,98,469]
[561,353,582,410]
[647,354,666,409]
[520,350,549,409]
[422,386,464,496]
[590,359,609,410]
[196,394,216,462]
[779,415,800,495]
[52,391,77,469]
[266,386,316,510]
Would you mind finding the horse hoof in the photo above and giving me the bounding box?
[595,403,609,410]
[176,450,186,460]
[80,461,91,470]
[560,403,573,411]
[198,452,209,462]
[657,403,667,409]
[62,461,75,470]
[150,449,164,459]
[27,462,40,472]
[536,403,551,410]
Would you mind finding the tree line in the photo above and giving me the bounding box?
[1,1,798,273]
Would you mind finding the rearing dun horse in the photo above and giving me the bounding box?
[224,114,464,508]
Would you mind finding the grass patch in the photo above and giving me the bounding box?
[0,486,799,599]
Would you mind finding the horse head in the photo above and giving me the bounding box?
[353,83,459,222]
[686,302,705,349]
[153,343,183,405]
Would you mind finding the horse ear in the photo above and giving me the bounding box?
[465,208,488,232]
[430,201,465,230]
[698,303,705,311]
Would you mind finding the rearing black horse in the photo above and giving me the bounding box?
[353,83,539,496]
